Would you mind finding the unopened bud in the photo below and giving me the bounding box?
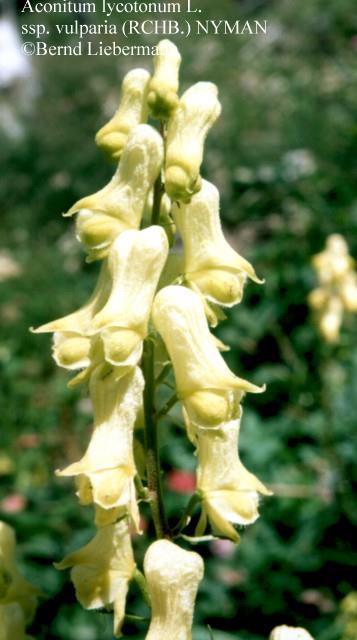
[96,68,150,160]
[147,39,181,119]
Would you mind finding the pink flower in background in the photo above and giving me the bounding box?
[167,470,196,494]
[1,494,27,513]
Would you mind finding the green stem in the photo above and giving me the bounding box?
[151,121,165,226]
[151,172,164,226]
[133,569,151,609]
[142,338,169,539]
[172,493,201,536]
[157,392,178,420]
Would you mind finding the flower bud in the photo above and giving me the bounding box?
[147,39,181,119]
[66,124,164,260]
[55,520,136,638]
[57,366,144,521]
[165,82,221,202]
[173,180,261,306]
[195,417,271,542]
[269,625,314,640]
[96,68,150,160]
[144,540,203,640]
[152,286,264,427]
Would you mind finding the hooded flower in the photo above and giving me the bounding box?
[309,234,357,342]
[55,519,136,638]
[144,540,204,640]
[89,226,169,369]
[172,179,262,307]
[147,39,181,119]
[152,286,264,428]
[165,82,221,202]
[66,124,164,261]
[95,68,150,161]
[269,626,314,640]
[34,227,169,378]
[0,522,38,629]
[195,417,271,542]
[57,365,144,525]
[32,261,110,372]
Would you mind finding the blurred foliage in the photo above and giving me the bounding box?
[1,0,357,638]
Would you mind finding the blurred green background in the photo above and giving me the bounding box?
[1,0,356,638]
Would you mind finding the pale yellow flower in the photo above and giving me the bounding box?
[165,82,221,202]
[0,522,38,626]
[269,625,314,640]
[172,180,261,306]
[152,285,264,427]
[312,234,353,285]
[33,262,110,371]
[57,366,143,524]
[309,234,357,342]
[144,540,204,640]
[34,227,169,377]
[55,519,136,638]
[96,68,150,161]
[195,417,271,542]
[147,39,181,119]
[90,226,169,368]
[66,124,164,260]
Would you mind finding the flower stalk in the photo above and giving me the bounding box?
[34,38,273,638]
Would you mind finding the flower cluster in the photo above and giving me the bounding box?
[0,521,38,640]
[35,39,270,637]
[309,234,357,343]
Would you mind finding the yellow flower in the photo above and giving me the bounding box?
[95,68,150,161]
[172,179,262,306]
[144,540,203,640]
[147,39,181,119]
[57,366,143,524]
[165,82,221,202]
[312,234,353,285]
[195,416,271,542]
[309,234,357,342]
[34,227,169,378]
[33,262,110,371]
[65,124,164,261]
[55,519,136,638]
[269,625,314,640]
[152,285,264,427]
[0,522,38,626]
[90,226,169,368]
